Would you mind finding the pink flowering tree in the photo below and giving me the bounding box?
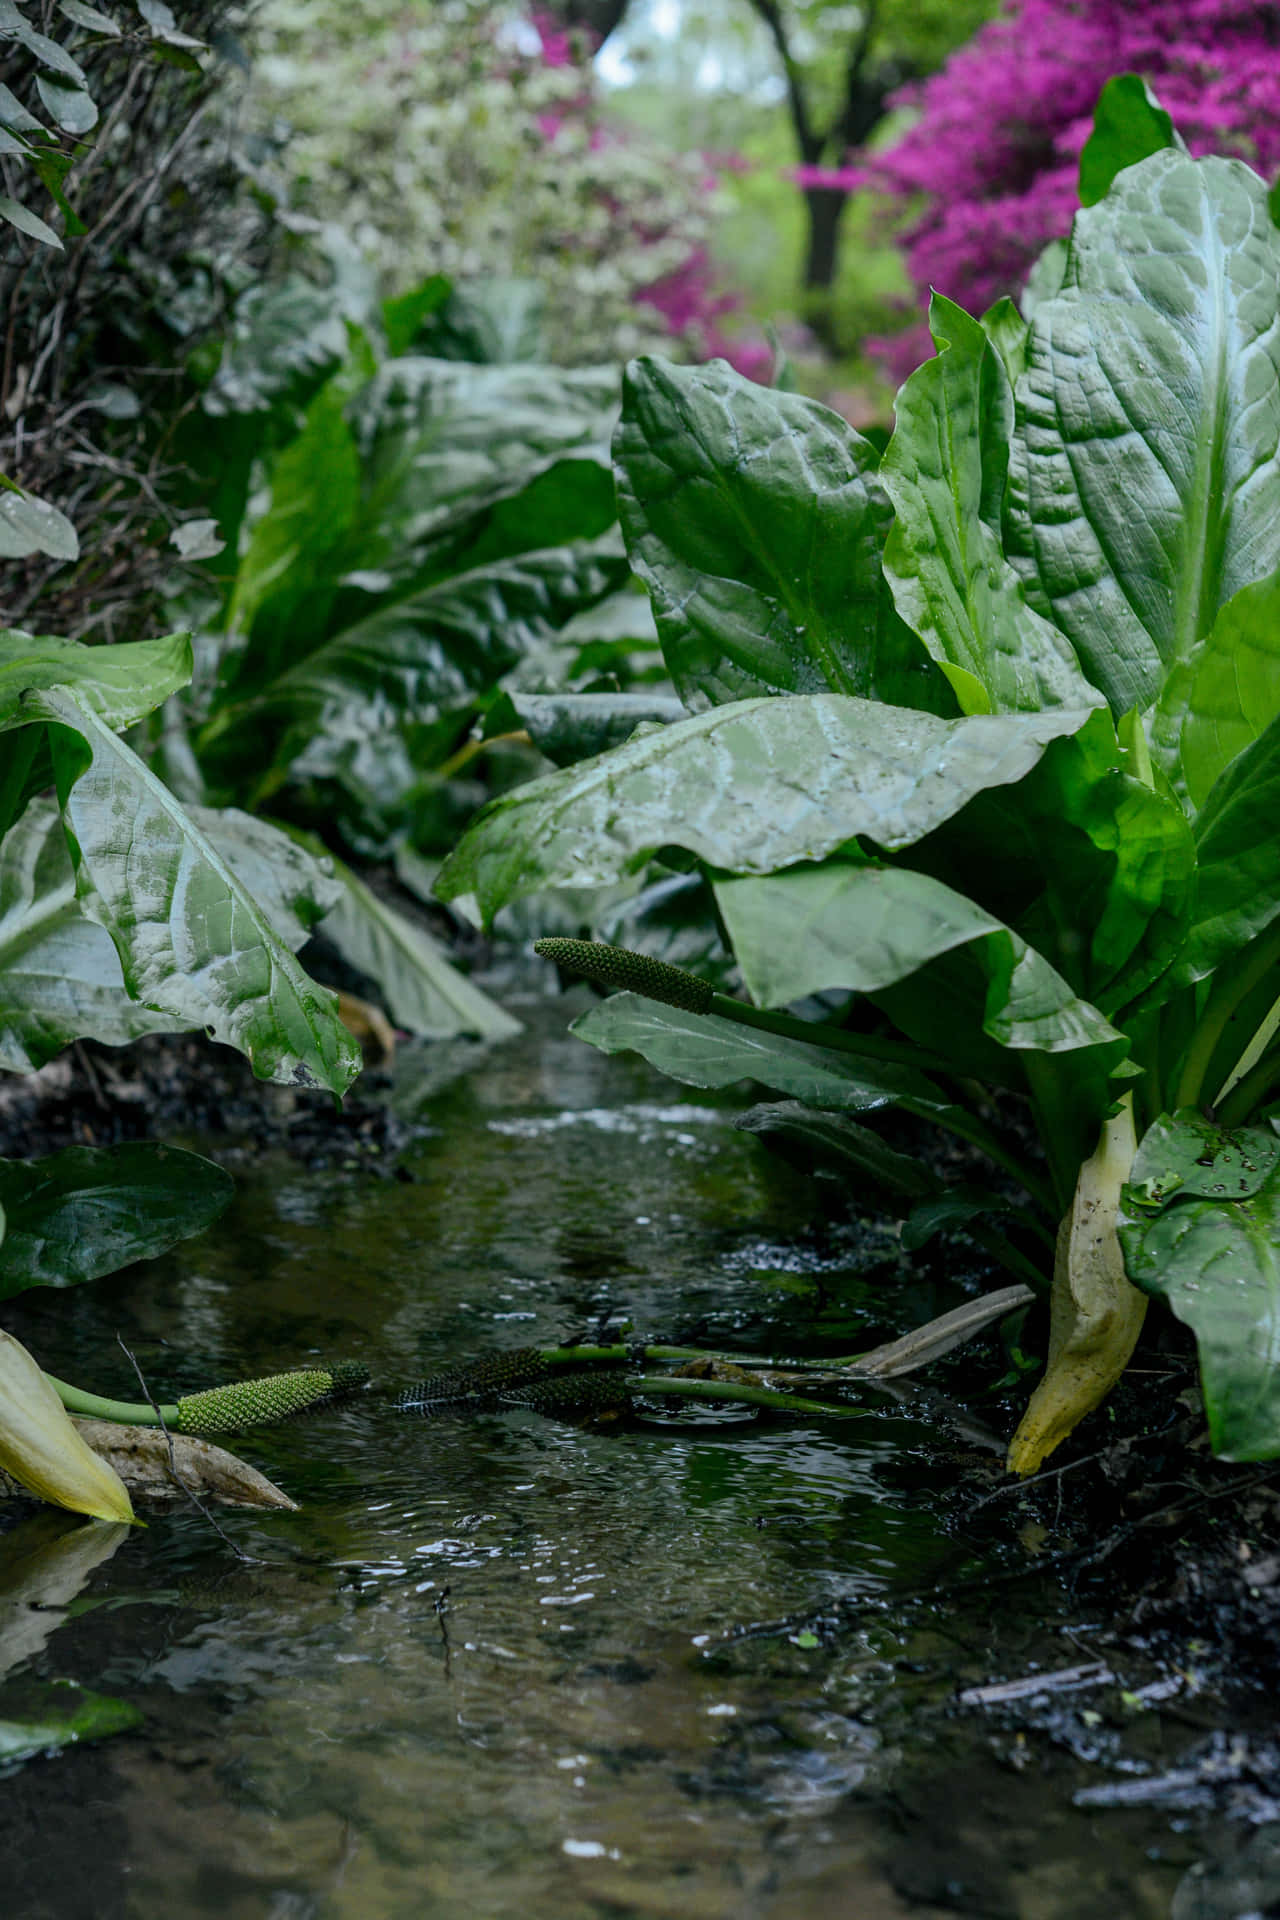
[856,0,1280,376]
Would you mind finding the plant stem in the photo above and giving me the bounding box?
[45,1375,179,1426]
[1216,1048,1280,1130]
[1175,924,1280,1110]
[625,1374,863,1418]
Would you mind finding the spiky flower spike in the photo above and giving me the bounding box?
[534,939,714,1016]
[174,1367,362,1436]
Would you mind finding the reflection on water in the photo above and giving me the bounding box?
[0,993,1202,1918]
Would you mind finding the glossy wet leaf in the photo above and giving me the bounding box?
[1120,1132,1280,1460]
[0,797,182,1071]
[29,687,360,1094]
[1150,572,1280,812]
[1121,1110,1280,1212]
[437,694,1094,923]
[880,293,1095,715]
[1007,152,1280,713]
[0,1143,233,1296]
[571,992,950,1115]
[1077,74,1184,208]
[0,1681,141,1765]
[714,864,1126,1062]
[0,628,189,732]
[615,356,943,711]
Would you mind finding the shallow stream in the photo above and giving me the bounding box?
[0,987,1267,1919]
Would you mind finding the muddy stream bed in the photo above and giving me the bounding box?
[2,983,1278,1920]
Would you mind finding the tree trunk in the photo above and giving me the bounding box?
[540,0,633,41]
[801,186,850,347]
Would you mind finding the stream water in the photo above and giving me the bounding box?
[0,986,1264,1919]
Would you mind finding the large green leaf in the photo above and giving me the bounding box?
[225,376,361,652]
[319,864,521,1043]
[0,797,182,1071]
[615,356,947,711]
[347,357,618,584]
[714,863,1126,1064]
[1007,152,1280,713]
[1077,74,1184,208]
[28,688,360,1094]
[0,797,342,1072]
[0,629,191,733]
[570,991,950,1114]
[1149,571,1280,812]
[202,539,629,795]
[880,294,1096,715]
[0,1142,233,1297]
[1120,1114,1280,1459]
[436,693,1095,923]
[1174,712,1280,985]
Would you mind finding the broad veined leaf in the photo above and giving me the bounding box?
[318,863,521,1043]
[203,277,351,416]
[615,355,947,711]
[1077,74,1184,208]
[1149,571,1280,812]
[436,693,1096,923]
[880,293,1096,715]
[1007,152,1280,713]
[0,1142,233,1296]
[1120,1116,1280,1460]
[27,687,361,1094]
[348,356,618,577]
[713,863,1127,1062]
[571,991,951,1115]
[0,628,191,733]
[0,796,182,1071]
[225,375,361,652]
[1172,711,1280,985]
[203,539,629,790]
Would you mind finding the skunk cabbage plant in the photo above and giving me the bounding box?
[440,122,1280,1468]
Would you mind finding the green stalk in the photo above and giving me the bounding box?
[1216,1047,1280,1131]
[45,1363,367,1433]
[625,1375,863,1418]
[1175,924,1280,1111]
